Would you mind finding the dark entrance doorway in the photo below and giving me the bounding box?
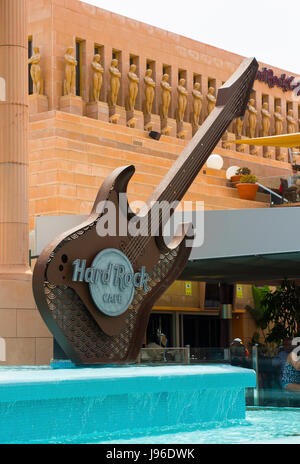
[183,315,220,348]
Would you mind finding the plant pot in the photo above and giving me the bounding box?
[237,183,258,201]
[231,175,242,186]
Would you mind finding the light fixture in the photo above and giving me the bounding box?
[207,154,224,170]
[226,166,240,180]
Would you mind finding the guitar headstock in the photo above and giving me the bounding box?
[216,57,259,119]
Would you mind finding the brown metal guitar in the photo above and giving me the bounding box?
[33,57,258,365]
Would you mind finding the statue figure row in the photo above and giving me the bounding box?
[87,53,212,130]
[91,54,217,127]
[235,99,297,139]
[28,47,217,129]
[28,47,299,140]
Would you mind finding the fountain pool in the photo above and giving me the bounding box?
[0,364,255,444]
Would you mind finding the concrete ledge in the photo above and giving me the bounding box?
[0,365,255,443]
[29,94,49,114]
[0,365,256,401]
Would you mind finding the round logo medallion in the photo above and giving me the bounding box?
[89,248,135,317]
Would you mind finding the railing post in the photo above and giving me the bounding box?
[185,346,190,364]
[224,348,230,362]
[252,344,259,406]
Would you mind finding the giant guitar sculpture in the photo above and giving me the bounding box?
[33,57,258,364]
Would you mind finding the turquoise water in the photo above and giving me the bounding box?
[0,365,257,444]
[0,365,298,443]
[44,408,300,445]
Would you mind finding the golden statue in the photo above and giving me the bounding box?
[287,109,296,134]
[274,106,283,135]
[160,74,172,119]
[176,78,188,123]
[28,47,42,95]
[64,47,77,96]
[263,150,272,159]
[222,131,231,149]
[247,99,257,138]
[126,64,139,112]
[192,82,203,127]
[250,146,258,156]
[91,54,104,102]
[235,117,244,137]
[206,87,216,116]
[108,59,121,107]
[261,102,271,137]
[144,69,155,115]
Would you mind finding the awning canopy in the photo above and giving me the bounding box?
[180,251,300,285]
[178,207,300,285]
[234,132,300,148]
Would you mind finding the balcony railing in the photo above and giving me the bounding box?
[137,347,191,365]
[258,174,300,206]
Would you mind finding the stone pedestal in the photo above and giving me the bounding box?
[144,112,152,131]
[144,113,161,133]
[237,136,252,154]
[167,118,177,137]
[276,147,288,162]
[184,122,192,140]
[29,94,48,114]
[235,135,243,153]
[249,145,260,157]
[161,116,176,137]
[222,131,236,150]
[263,146,274,160]
[176,120,186,139]
[160,116,170,135]
[176,121,192,140]
[108,105,126,125]
[192,123,199,137]
[60,95,83,116]
[86,101,109,121]
[126,109,144,130]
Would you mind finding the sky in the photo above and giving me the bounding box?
[84,0,300,76]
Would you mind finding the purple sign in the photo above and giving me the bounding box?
[256,67,300,95]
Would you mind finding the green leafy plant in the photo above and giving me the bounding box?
[240,174,258,184]
[262,280,300,345]
[246,285,272,345]
[236,167,251,176]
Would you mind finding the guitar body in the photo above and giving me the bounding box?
[33,165,193,364]
[33,57,259,365]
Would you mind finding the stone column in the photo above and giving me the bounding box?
[0,0,29,278]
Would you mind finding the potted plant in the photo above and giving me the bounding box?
[237,174,258,200]
[231,167,251,186]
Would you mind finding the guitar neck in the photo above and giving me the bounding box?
[144,58,258,217]
[146,105,228,208]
